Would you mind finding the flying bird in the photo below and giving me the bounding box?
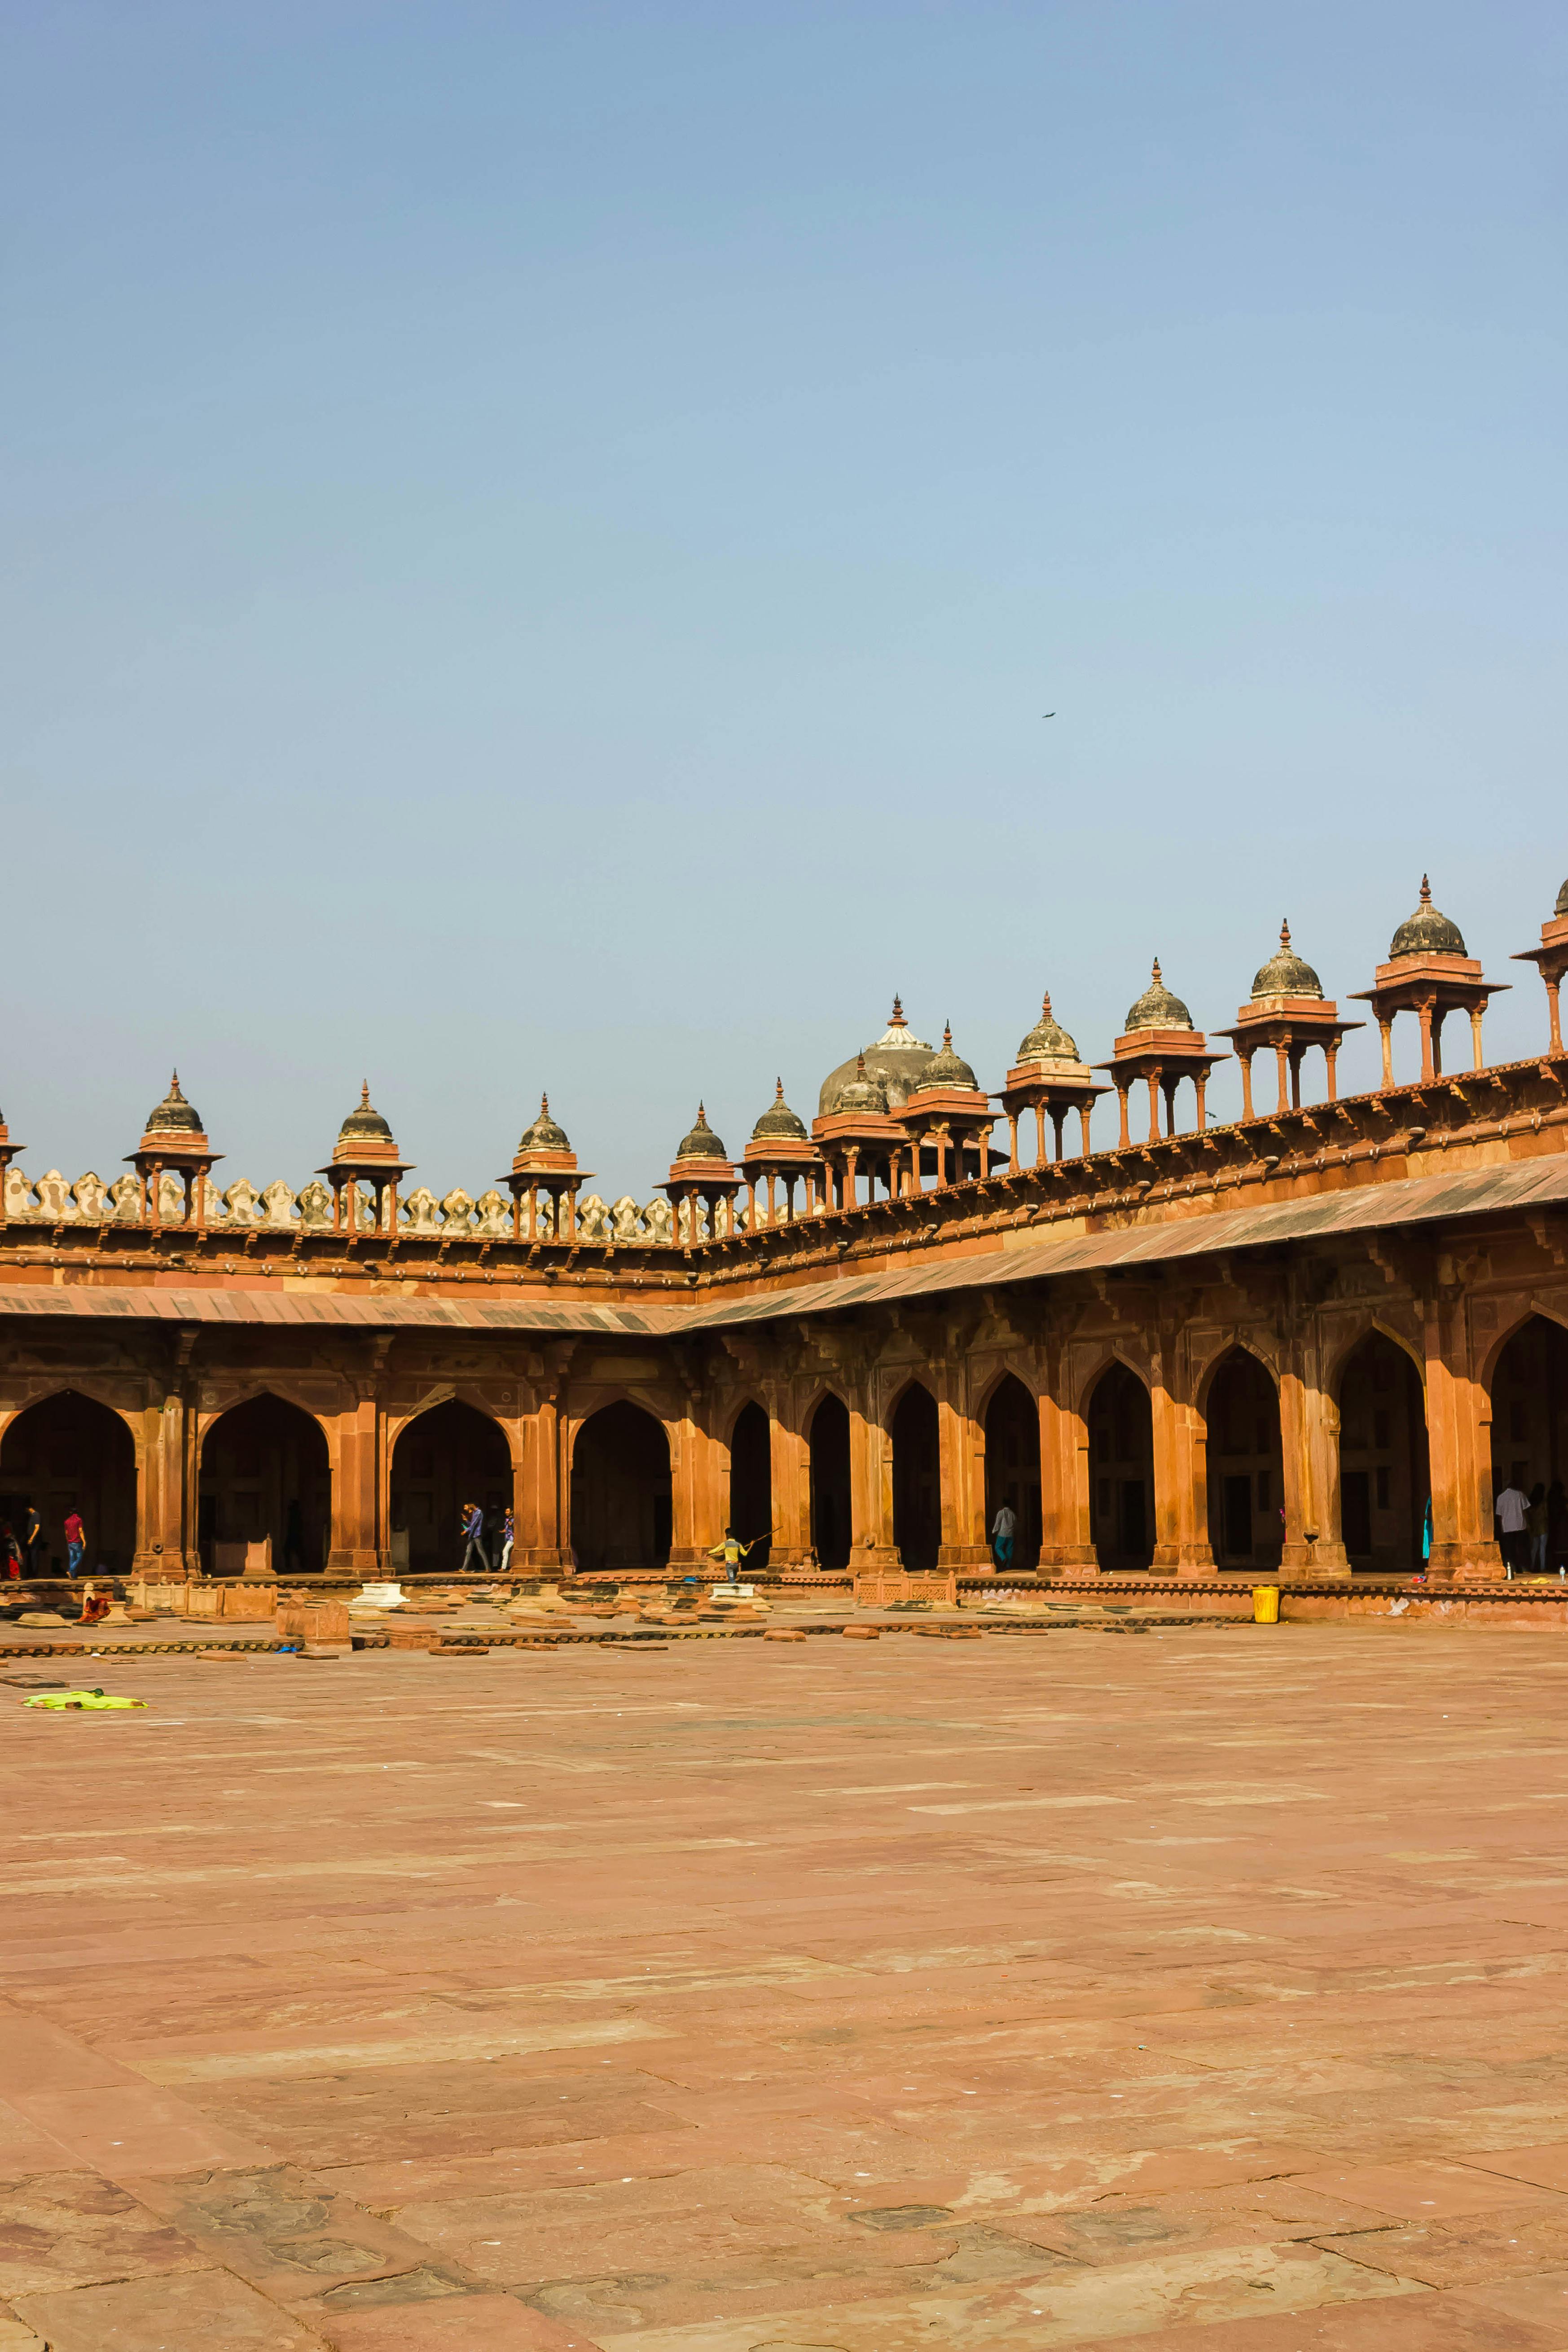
[1041,711,1056,718]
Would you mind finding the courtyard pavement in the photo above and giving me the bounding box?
[5,1625,1568,2349]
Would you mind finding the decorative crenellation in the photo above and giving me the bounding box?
[0,875,1562,1256]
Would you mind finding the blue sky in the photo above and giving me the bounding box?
[3,2,1564,1203]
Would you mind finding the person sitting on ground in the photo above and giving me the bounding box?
[77,1583,112,1625]
[0,1521,20,1580]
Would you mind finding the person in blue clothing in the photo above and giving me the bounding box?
[459,1500,490,1574]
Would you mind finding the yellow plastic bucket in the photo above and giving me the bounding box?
[1252,1585,1280,1624]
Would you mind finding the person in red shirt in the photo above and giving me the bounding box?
[64,1510,86,1578]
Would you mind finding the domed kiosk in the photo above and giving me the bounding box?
[1512,874,1568,1058]
[997,992,1106,1167]
[129,1072,221,1230]
[812,1054,905,1211]
[900,1025,998,1190]
[1215,921,1362,1118]
[738,1081,821,1228]
[1094,962,1228,1147]
[503,1093,591,1242]
[317,1084,410,1237]
[663,1105,740,1242]
[1350,878,1506,1087]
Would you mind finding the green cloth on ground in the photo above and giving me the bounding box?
[23,1689,147,1710]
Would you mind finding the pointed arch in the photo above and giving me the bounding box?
[1201,1346,1284,1571]
[570,1400,671,1573]
[891,1379,940,1572]
[1335,1328,1429,1573]
[390,1397,514,1576]
[983,1371,1041,1571]
[1486,1313,1568,1572]
[1085,1358,1155,1571]
[0,1390,138,1575]
[199,1392,331,1576]
[808,1391,851,1571]
[728,1399,772,1571]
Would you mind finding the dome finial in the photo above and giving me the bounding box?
[774,1077,784,1100]
[1041,990,1052,1017]
[888,995,906,1030]
[1279,918,1291,946]
[942,1020,953,1049]
[540,1090,549,1114]
[360,1080,370,1107]
[1420,873,1432,904]
[1151,957,1163,983]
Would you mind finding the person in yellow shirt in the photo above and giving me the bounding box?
[707,1527,760,1585]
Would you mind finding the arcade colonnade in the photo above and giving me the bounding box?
[2,1297,1563,1580]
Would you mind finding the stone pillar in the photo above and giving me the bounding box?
[936,1365,988,1568]
[135,1389,194,1575]
[851,1386,896,1568]
[519,1392,565,1569]
[1037,1343,1097,1575]
[1279,1353,1348,1577]
[329,1392,381,1574]
[1426,1290,1502,1581]
[1152,1347,1211,1574]
[769,1395,811,1566]
[669,1391,726,1569]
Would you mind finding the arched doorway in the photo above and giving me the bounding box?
[729,1401,772,1572]
[571,1402,671,1573]
[0,1393,136,1575]
[391,1400,513,1576]
[1087,1363,1155,1571]
[984,1375,1041,1571]
[1489,1316,1568,1571]
[199,1395,330,1576]
[809,1394,851,1570]
[1337,1332,1429,1573]
[892,1382,941,1572]
[1204,1349,1284,1571]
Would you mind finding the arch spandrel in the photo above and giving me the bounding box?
[0,1381,147,1460]
[1193,1337,1283,1418]
[1477,1301,1568,1394]
[971,1358,1042,1419]
[1325,1314,1427,1400]
[1073,1346,1153,1424]
[385,1387,524,1470]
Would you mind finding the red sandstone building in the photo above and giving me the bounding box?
[2,878,1566,1589]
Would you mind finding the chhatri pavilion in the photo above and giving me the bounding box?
[1,874,1566,1590]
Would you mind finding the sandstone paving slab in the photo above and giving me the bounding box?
[0,2317,46,2350]
[13,1631,1568,2346]
[307,2293,606,2348]
[7,2081,273,2180]
[1465,2142,1568,2195]
[12,2262,328,2349]
[0,2168,207,2298]
[123,2163,447,2304]
[1075,2289,1568,2347]
[1291,2160,1568,2221]
[589,2240,1418,2351]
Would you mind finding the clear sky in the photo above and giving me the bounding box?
[3,2,1564,1207]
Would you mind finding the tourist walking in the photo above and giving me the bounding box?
[64,1508,86,1579]
[499,1507,514,1576]
[21,1501,44,1578]
[459,1500,490,1574]
[990,1498,1017,1572]
[1528,1482,1550,1576]
[1495,1478,1531,1578]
